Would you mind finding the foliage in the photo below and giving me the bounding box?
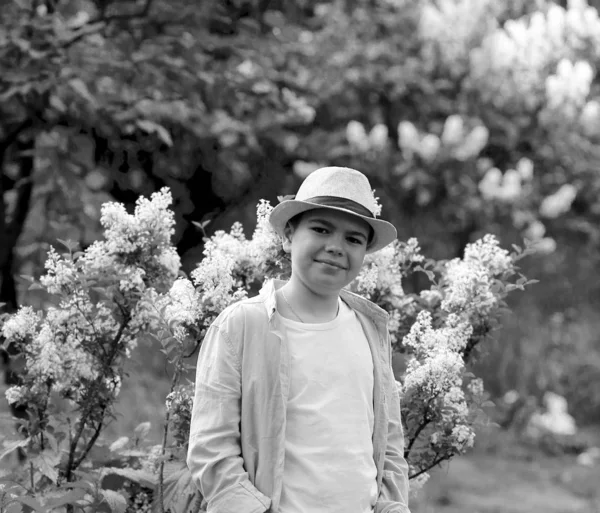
[0,189,180,512]
[4,0,600,310]
[2,0,598,509]
[1,188,535,512]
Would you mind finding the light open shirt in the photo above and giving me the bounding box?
[187,278,411,513]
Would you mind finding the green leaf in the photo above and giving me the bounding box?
[45,489,87,510]
[152,462,198,513]
[100,489,127,513]
[191,220,210,231]
[0,439,30,460]
[134,421,151,440]
[14,496,45,512]
[69,78,97,106]
[109,436,129,452]
[63,480,95,493]
[5,503,23,513]
[136,120,173,147]
[56,238,79,252]
[102,467,156,489]
[31,448,61,483]
[49,94,67,113]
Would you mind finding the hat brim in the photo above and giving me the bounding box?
[269,200,397,254]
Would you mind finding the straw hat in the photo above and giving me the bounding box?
[269,166,397,253]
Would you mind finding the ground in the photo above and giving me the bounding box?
[414,451,600,513]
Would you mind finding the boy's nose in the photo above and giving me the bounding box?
[325,242,343,256]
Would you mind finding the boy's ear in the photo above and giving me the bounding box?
[282,223,293,253]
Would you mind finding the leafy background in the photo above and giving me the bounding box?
[2,0,600,511]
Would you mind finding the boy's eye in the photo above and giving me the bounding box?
[311,227,328,234]
[348,237,364,245]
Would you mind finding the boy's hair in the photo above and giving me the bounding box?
[286,212,374,245]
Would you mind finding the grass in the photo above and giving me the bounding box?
[412,427,600,513]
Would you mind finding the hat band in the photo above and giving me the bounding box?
[303,196,374,218]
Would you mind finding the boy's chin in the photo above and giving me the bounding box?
[308,275,357,295]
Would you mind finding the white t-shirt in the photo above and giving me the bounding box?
[278,299,378,513]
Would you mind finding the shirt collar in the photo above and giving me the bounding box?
[259,278,389,324]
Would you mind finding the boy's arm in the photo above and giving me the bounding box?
[187,322,271,513]
[374,339,411,513]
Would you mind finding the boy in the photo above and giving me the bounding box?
[187,166,411,513]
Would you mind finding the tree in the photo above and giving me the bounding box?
[4,0,600,311]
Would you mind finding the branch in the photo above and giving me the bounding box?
[60,0,155,49]
[405,396,436,456]
[462,322,491,364]
[60,21,107,49]
[102,0,155,22]
[0,119,33,155]
[6,138,35,248]
[64,315,130,481]
[72,410,106,470]
[409,453,453,480]
[158,360,183,513]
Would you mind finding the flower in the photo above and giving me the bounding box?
[166,384,194,447]
[249,200,281,269]
[40,248,78,294]
[354,264,379,297]
[418,134,441,162]
[404,348,464,395]
[539,184,578,218]
[451,424,475,448]
[468,2,600,114]
[346,120,370,152]
[468,377,485,397]
[1,306,40,341]
[293,161,320,179]
[441,259,496,315]
[420,0,500,77]
[546,59,594,111]
[5,386,25,405]
[403,311,472,355]
[371,191,383,217]
[453,125,489,160]
[463,234,513,276]
[159,278,203,342]
[440,235,512,316]
[402,311,472,398]
[397,121,420,158]
[369,123,389,151]
[191,235,248,314]
[441,115,465,146]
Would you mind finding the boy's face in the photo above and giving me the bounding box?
[283,208,370,296]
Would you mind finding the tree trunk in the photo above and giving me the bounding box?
[0,137,35,310]
[0,135,35,459]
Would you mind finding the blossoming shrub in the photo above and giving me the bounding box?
[0,189,180,512]
[0,190,534,512]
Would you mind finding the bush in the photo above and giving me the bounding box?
[0,189,534,512]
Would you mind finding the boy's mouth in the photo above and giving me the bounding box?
[314,259,346,270]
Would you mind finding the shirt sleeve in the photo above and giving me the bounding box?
[374,336,411,513]
[187,320,271,513]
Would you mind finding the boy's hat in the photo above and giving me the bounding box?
[269,166,397,253]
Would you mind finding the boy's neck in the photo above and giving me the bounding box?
[279,278,340,323]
